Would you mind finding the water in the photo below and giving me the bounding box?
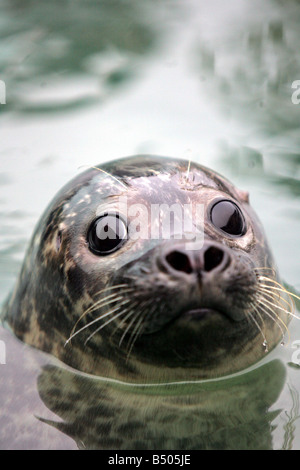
[0,0,300,450]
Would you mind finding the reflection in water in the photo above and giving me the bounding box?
[0,0,171,112]
[282,384,300,450]
[3,326,299,450]
[188,0,300,198]
[30,355,289,449]
[192,2,300,133]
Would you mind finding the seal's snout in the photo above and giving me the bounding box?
[155,241,251,324]
[159,241,231,279]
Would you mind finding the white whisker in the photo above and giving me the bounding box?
[117,302,140,346]
[258,290,299,323]
[84,306,131,346]
[68,287,134,340]
[78,165,128,189]
[126,313,146,359]
[257,300,288,345]
[248,306,268,351]
[65,298,131,345]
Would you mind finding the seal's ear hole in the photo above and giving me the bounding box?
[88,214,128,256]
[210,200,246,236]
[56,231,62,252]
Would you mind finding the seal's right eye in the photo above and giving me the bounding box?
[88,215,127,255]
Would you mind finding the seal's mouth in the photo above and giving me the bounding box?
[179,304,246,323]
[180,307,221,320]
[135,299,249,337]
[139,305,239,337]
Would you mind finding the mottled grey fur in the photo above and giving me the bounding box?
[0,155,290,449]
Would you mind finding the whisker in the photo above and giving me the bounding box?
[124,300,158,357]
[186,159,191,180]
[117,298,159,350]
[258,276,300,303]
[259,283,299,305]
[257,287,294,314]
[257,300,290,345]
[69,288,133,338]
[78,165,128,189]
[257,275,300,320]
[126,301,160,356]
[258,287,300,321]
[126,313,146,360]
[84,305,132,346]
[119,308,142,348]
[81,289,133,318]
[253,266,277,276]
[65,298,131,345]
[92,283,129,296]
[248,307,268,351]
[115,301,141,346]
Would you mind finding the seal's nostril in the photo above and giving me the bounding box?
[163,245,228,276]
[204,247,224,272]
[165,251,193,274]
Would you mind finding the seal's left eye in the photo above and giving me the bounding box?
[88,215,127,255]
[210,200,245,236]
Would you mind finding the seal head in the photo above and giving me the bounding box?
[2,156,289,381]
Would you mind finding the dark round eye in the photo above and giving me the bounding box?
[210,200,245,236]
[88,215,127,255]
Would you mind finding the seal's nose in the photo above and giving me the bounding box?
[159,242,230,278]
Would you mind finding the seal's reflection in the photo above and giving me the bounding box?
[37,360,285,450]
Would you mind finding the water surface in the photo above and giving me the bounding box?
[0,0,300,450]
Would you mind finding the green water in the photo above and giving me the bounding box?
[0,0,300,450]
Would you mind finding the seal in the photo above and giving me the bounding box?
[1,155,293,382]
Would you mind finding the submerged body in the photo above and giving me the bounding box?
[0,155,294,449]
[0,324,290,450]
